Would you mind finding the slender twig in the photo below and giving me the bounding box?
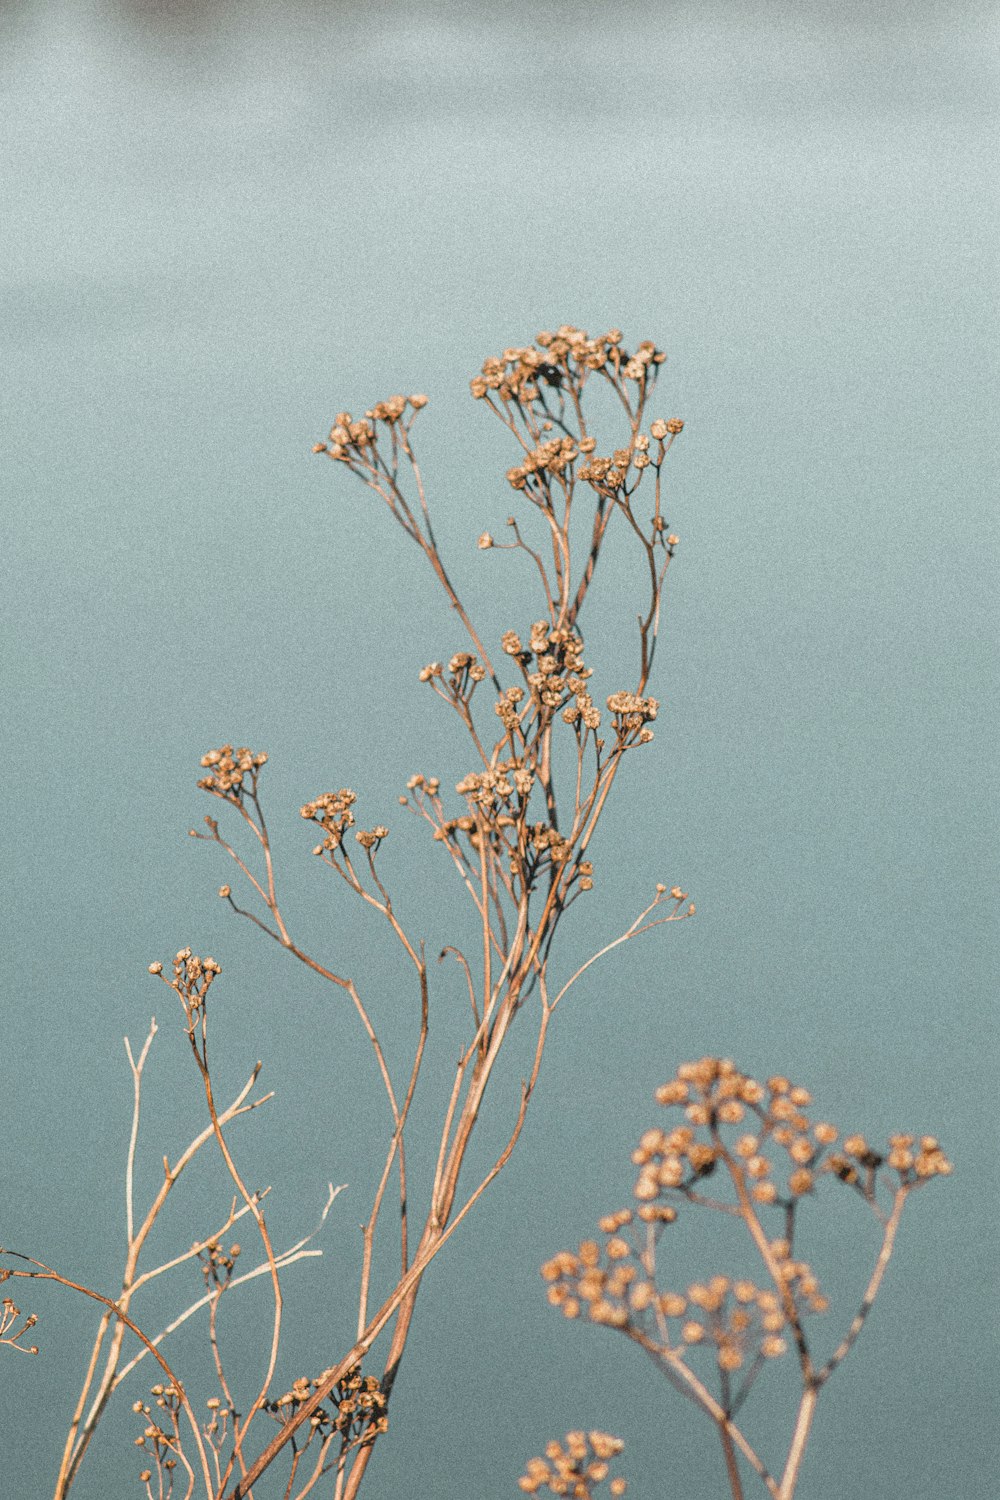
[1,1250,215,1499]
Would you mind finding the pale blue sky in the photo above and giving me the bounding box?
[2,3,997,1497]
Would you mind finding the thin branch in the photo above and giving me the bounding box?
[549,891,693,1011]
[816,1189,908,1387]
[124,1021,158,1247]
[1,1251,215,1499]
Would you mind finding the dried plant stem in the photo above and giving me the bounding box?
[540,1057,950,1500]
[817,1189,906,1385]
[179,994,284,1495]
[205,746,687,1495]
[18,328,700,1500]
[777,1386,818,1500]
[718,1376,746,1500]
[630,1324,778,1496]
[226,993,553,1500]
[114,1192,338,1388]
[2,1249,215,1499]
[52,1033,270,1500]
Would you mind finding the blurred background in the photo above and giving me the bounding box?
[2,2,997,1496]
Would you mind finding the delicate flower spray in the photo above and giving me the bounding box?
[2,328,948,1500]
[532,1059,950,1500]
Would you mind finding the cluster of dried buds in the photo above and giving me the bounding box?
[499,621,595,723]
[197,1238,241,1289]
[147,949,221,1012]
[0,1296,38,1356]
[455,760,535,811]
[197,745,268,801]
[312,394,429,462]
[519,1430,627,1498]
[541,1236,818,1373]
[133,1383,183,1479]
[644,1057,952,1206]
[265,1365,388,1447]
[540,1057,951,1379]
[300,788,358,853]
[470,325,665,404]
[505,433,590,492]
[606,692,658,747]
[418,651,489,695]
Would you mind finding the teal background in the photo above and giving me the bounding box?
[2,2,996,1497]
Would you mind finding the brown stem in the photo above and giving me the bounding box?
[1,1252,214,1499]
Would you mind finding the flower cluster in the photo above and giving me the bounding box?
[422,760,535,863]
[502,621,597,724]
[198,745,268,801]
[455,760,534,810]
[561,685,601,734]
[403,773,441,799]
[827,1132,951,1189]
[265,1365,388,1449]
[606,693,658,746]
[419,652,490,694]
[541,1058,952,1392]
[0,1297,38,1356]
[506,434,583,493]
[147,949,221,1013]
[645,1057,952,1207]
[197,1237,241,1290]
[312,394,428,462]
[355,826,390,851]
[574,451,632,494]
[528,821,573,865]
[203,1394,235,1451]
[300,789,358,853]
[494,683,527,732]
[470,325,665,404]
[432,814,479,847]
[133,1382,183,1480]
[572,422,684,512]
[519,1431,626,1498]
[447,651,487,686]
[300,788,388,856]
[541,1233,807,1373]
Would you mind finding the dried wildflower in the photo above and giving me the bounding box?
[606,692,659,740]
[198,744,268,800]
[519,1431,626,1497]
[542,1054,950,1500]
[300,789,358,852]
[113,324,707,1500]
[355,826,390,851]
